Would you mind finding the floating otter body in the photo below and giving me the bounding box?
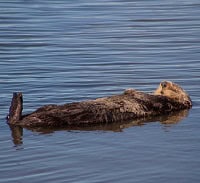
[7,81,192,128]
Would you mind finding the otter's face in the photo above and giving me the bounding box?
[154,81,192,107]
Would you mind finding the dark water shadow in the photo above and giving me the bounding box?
[8,109,190,146]
[9,124,23,146]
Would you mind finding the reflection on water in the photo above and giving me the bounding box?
[9,125,23,145]
[9,109,189,146]
[1,0,200,182]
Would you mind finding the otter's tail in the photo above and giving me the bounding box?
[7,92,23,124]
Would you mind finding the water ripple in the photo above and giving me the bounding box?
[0,0,200,183]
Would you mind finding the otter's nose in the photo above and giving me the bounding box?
[161,81,168,88]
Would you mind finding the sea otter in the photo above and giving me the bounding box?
[7,81,192,128]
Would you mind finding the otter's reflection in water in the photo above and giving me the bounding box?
[9,109,189,145]
[9,124,23,146]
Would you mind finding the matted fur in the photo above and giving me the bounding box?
[7,81,192,128]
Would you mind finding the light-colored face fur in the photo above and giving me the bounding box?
[154,81,192,107]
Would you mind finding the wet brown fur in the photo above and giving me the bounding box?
[7,81,192,128]
[154,81,192,107]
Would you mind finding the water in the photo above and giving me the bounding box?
[0,0,200,182]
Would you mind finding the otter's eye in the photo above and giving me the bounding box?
[161,82,167,88]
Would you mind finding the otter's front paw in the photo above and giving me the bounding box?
[124,89,136,95]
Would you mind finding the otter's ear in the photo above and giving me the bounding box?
[161,81,168,88]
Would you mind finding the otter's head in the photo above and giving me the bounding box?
[154,81,192,108]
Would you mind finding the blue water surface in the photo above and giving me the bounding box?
[0,0,200,183]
